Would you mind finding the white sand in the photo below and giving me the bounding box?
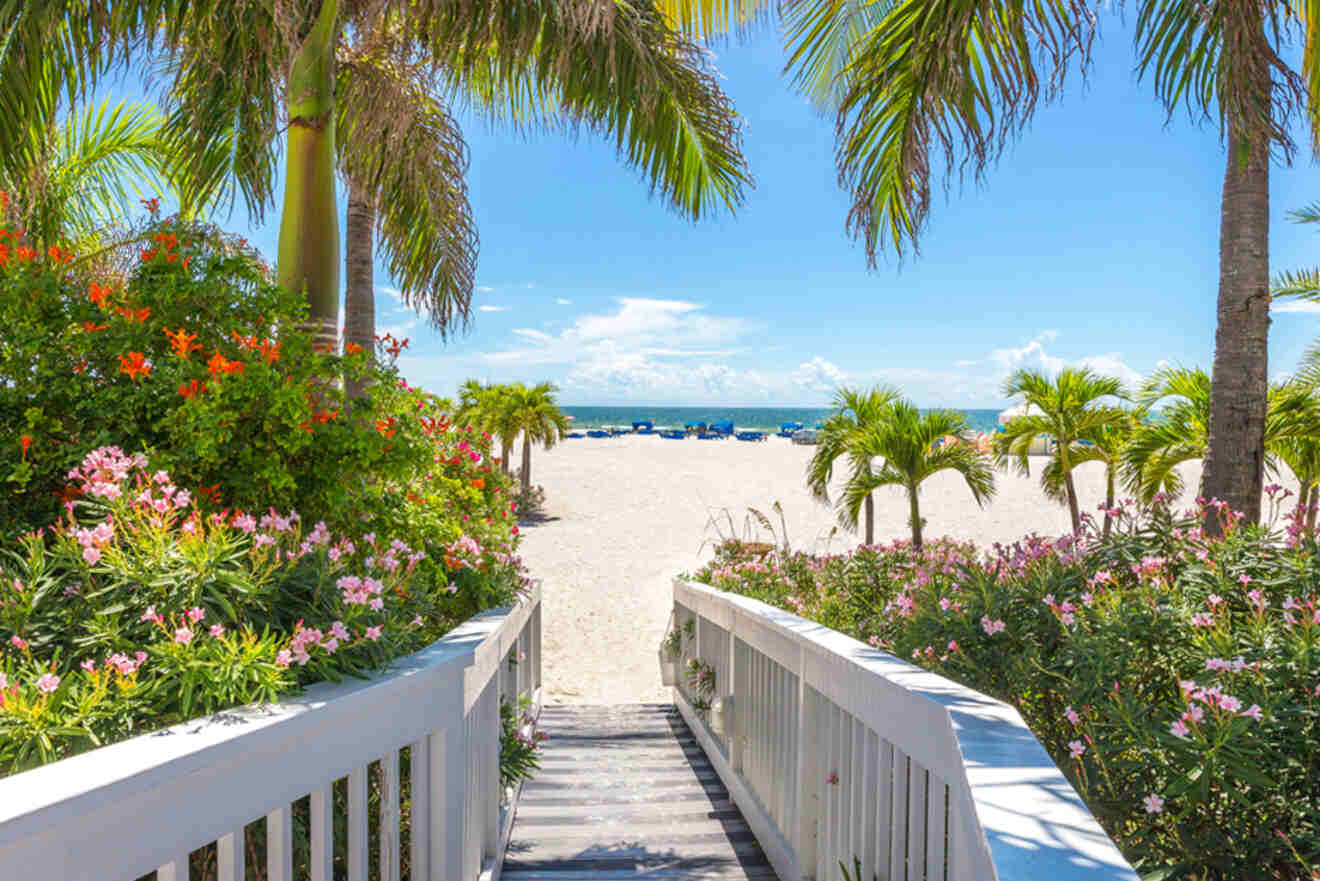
[514,434,1271,704]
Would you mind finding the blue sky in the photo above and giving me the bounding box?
[139,14,1320,408]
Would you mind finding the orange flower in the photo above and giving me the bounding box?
[177,379,207,399]
[20,435,31,460]
[82,321,107,333]
[15,246,36,262]
[374,417,397,440]
[0,191,8,211]
[164,327,202,360]
[207,350,244,382]
[140,197,160,214]
[47,245,67,263]
[387,337,408,357]
[0,243,10,267]
[89,283,111,308]
[197,484,221,505]
[118,352,151,382]
[257,338,280,364]
[299,420,315,434]
[313,342,336,355]
[314,408,339,424]
[73,359,88,374]
[470,478,485,490]
[116,305,150,323]
[153,232,178,250]
[139,248,156,262]
[182,255,191,270]
[344,342,363,355]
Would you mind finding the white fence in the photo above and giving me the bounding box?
[0,584,541,881]
[672,578,1138,881]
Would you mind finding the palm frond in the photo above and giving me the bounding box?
[338,46,478,337]
[655,0,775,40]
[781,0,898,109]
[830,0,1094,262]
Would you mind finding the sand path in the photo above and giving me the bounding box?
[516,434,1218,704]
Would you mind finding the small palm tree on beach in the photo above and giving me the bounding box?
[994,368,1127,535]
[806,385,900,545]
[504,382,570,494]
[842,402,995,549]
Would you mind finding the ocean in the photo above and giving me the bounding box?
[561,406,1004,435]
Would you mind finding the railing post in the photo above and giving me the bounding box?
[728,611,741,771]
[795,644,819,879]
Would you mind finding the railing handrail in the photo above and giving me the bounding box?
[0,582,540,881]
[674,577,1138,881]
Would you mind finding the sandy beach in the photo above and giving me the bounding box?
[515,434,1268,704]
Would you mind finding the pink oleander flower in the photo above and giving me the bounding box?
[1241,704,1263,721]
[1218,695,1243,714]
[1206,593,1223,608]
[0,672,7,689]
[322,637,339,655]
[330,621,350,642]
[411,615,424,627]
[186,606,206,623]
[82,546,102,565]
[825,770,839,785]
[141,605,163,625]
[1064,706,1081,726]
[9,635,27,650]
[980,616,1006,636]
[1247,589,1268,613]
[365,625,383,642]
[1169,719,1190,739]
[1190,611,1215,628]
[947,640,959,652]
[1068,740,1086,759]
[233,513,257,533]
[80,659,96,672]
[209,624,225,638]
[174,627,194,645]
[275,649,292,668]
[1143,794,1164,815]
[36,672,61,693]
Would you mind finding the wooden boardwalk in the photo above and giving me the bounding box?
[504,703,777,881]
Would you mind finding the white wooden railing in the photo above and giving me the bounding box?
[672,578,1139,881]
[0,584,541,881]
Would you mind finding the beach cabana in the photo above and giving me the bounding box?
[697,431,726,440]
[566,431,586,439]
[684,421,707,434]
[587,429,610,439]
[659,429,686,439]
[632,419,654,432]
[777,421,803,438]
[736,431,766,442]
[709,420,734,435]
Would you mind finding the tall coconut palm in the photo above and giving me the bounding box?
[805,384,899,545]
[4,2,751,352]
[502,382,570,494]
[841,402,995,548]
[661,0,1320,532]
[994,368,1127,534]
[337,2,753,387]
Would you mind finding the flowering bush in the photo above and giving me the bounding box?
[692,498,1320,879]
[0,209,430,539]
[0,442,528,775]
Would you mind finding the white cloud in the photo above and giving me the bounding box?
[791,356,848,393]
[476,285,495,293]
[479,305,509,313]
[377,286,403,304]
[555,298,573,306]
[1271,300,1320,313]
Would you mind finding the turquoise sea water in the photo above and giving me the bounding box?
[561,406,1004,434]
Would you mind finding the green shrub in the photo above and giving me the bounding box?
[693,498,1320,879]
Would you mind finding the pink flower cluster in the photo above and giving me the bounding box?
[68,446,145,501]
[336,574,386,609]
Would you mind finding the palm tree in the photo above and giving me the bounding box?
[805,385,899,545]
[994,368,1127,535]
[1122,366,1310,505]
[842,401,995,548]
[1271,434,1320,530]
[336,2,754,387]
[1071,416,1137,539]
[661,0,1320,532]
[5,2,751,351]
[502,382,570,494]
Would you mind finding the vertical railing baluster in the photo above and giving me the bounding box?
[889,749,909,881]
[156,856,187,881]
[908,764,928,881]
[218,828,245,881]
[876,741,894,881]
[267,806,292,881]
[861,730,878,879]
[412,736,432,881]
[927,779,947,881]
[310,784,334,881]
[381,749,401,881]
[349,766,369,881]
[795,676,820,878]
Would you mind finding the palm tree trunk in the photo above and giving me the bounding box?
[1200,95,1271,535]
[343,174,376,400]
[521,432,532,493]
[907,486,923,549]
[1307,483,1318,533]
[864,494,874,546]
[277,0,340,351]
[1063,468,1081,535]
[502,436,514,475]
[1102,465,1115,539]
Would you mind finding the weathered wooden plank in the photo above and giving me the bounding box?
[505,704,776,881]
